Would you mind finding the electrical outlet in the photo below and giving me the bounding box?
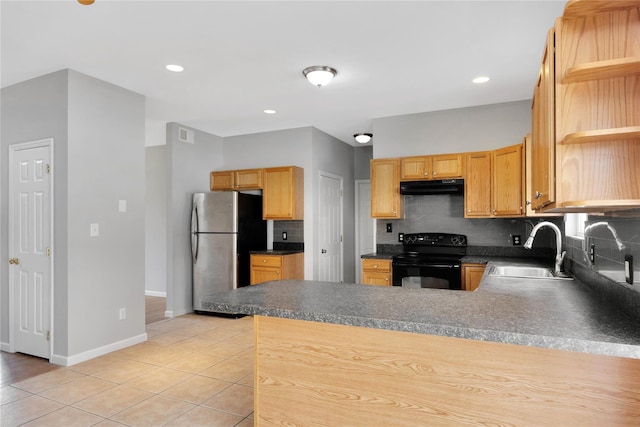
[119,308,126,320]
[589,244,595,264]
[512,235,521,246]
[386,223,392,233]
[282,231,287,241]
[625,255,633,285]
[398,233,404,242]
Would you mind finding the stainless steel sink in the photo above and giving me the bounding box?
[490,266,572,280]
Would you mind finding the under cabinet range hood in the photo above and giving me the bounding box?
[399,179,464,195]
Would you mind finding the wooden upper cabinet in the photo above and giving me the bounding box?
[530,27,556,211]
[464,144,524,218]
[464,152,492,217]
[400,156,431,180]
[371,159,402,219]
[431,154,464,179]
[400,154,463,181]
[210,168,263,191]
[235,169,263,189]
[493,144,524,217]
[210,171,235,191]
[547,2,640,212]
[263,166,304,220]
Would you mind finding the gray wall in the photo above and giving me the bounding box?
[354,146,373,180]
[1,69,146,363]
[1,70,69,353]
[223,127,357,282]
[311,128,356,282]
[166,123,223,318]
[145,145,167,296]
[372,100,531,158]
[223,127,314,278]
[66,70,146,357]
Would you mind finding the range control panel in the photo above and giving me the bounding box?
[402,233,467,247]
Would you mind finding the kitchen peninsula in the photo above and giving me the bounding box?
[203,261,640,425]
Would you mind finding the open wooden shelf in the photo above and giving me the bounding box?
[563,57,640,84]
[563,0,640,18]
[559,126,640,145]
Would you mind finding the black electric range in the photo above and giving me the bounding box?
[392,233,467,290]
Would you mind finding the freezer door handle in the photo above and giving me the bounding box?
[191,205,199,262]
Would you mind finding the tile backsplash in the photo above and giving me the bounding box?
[273,220,304,243]
[376,194,561,249]
[566,215,640,292]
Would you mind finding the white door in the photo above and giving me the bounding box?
[318,172,343,282]
[9,140,53,359]
[355,180,375,283]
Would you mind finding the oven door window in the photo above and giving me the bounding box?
[392,265,462,290]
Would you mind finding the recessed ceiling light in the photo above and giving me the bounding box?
[264,109,276,114]
[166,64,184,73]
[472,76,490,84]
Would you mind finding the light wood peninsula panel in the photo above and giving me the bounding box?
[255,316,640,426]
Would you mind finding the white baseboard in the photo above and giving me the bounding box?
[50,332,148,367]
[145,290,167,297]
[0,341,10,352]
[164,310,174,318]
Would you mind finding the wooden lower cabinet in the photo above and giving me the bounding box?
[462,263,486,291]
[255,316,640,426]
[250,253,304,285]
[361,259,392,286]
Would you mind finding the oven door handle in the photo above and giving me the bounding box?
[393,264,460,268]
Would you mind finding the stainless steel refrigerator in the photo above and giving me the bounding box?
[191,191,266,313]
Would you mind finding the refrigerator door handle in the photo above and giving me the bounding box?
[191,205,199,263]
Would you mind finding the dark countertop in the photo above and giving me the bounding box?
[250,250,304,255]
[361,252,394,260]
[201,258,640,359]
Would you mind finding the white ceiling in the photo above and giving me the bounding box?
[1,0,567,146]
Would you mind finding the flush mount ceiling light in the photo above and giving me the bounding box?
[472,76,490,84]
[354,133,372,144]
[78,0,95,4]
[263,109,276,114]
[303,66,337,87]
[166,64,184,73]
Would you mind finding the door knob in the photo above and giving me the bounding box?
[321,249,327,254]
[9,258,19,265]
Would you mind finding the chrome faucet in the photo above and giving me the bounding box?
[583,222,626,265]
[523,221,566,274]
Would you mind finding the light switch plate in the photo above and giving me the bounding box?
[118,199,127,212]
[90,223,99,237]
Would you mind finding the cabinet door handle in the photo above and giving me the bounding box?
[262,259,267,263]
[535,191,544,199]
[321,249,327,254]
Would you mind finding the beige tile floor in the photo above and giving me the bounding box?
[0,314,255,427]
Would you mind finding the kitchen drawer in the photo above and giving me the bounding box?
[251,255,283,268]
[362,259,392,273]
